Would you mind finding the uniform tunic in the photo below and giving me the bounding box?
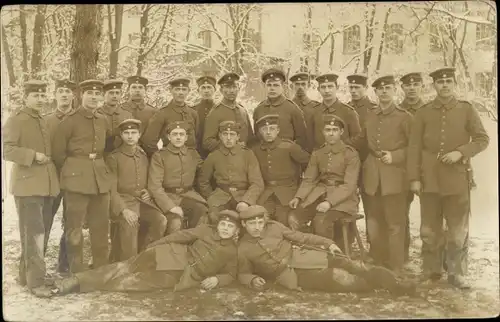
[121,100,157,151]
[192,99,215,158]
[293,96,321,152]
[98,104,133,154]
[348,96,377,162]
[399,98,425,116]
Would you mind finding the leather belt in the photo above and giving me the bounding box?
[218,184,248,193]
[117,189,144,197]
[164,186,192,194]
[70,152,103,160]
[319,179,343,186]
[266,179,296,187]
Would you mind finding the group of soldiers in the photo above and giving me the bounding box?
[3,65,489,299]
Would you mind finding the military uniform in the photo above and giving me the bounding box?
[253,69,308,150]
[293,97,321,152]
[362,77,412,271]
[3,80,60,293]
[251,114,310,227]
[52,80,112,273]
[407,68,489,284]
[192,76,217,159]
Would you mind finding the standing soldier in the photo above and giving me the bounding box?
[202,73,255,153]
[407,67,489,289]
[52,79,113,273]
[106,119,168,262]
[253,68,308,150]
[198,121,264,223]
[362,75,412,275]
[289,115,360,251]
[142,78,199,156]
[148,121,208,232]
[192,75,217,159]
[99,79,133,154]
[3,80,60,297]
[44,79,77,274]
[251,114,310,227]
[289,72,321,152]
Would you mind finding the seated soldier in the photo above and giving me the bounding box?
[106,119,168,262]
[50,210,240,296]
[289,115,359,251]
[251,114,310,227]
[148,121,208,232]
[237,205,415,295]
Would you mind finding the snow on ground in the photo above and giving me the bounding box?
[1,118,499,320]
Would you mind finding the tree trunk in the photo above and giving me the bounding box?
[19,5,29,81]
[363,4,376,73]
[136,4,152,76]
[1,24,16,86]
[31,5,47,78]
[328,33,335,69]
[375,7,391,72]
[108,4,123,78]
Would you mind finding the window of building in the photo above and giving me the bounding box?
[476,72,493,96]
[343,25,360,54]
[198,30,212,48]
[385,23,404,54]
[476,24,495,50]
[128,32,141,43]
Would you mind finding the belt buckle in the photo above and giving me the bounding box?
[175,188,184,194]
[89,153,97,160]
[229,187,237,192]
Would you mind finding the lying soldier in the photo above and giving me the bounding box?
[237,205,415,295]
[50,210,240,296]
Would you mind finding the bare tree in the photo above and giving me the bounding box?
[1,24,16,86]
[30,5,47,78]
[19,5,29,81]
[107,4,123,78]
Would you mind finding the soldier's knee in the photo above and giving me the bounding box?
[168,216,182,233]
[157,215,168,232]
[67,230,82,246]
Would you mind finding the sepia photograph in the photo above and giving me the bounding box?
[1,2,498,320]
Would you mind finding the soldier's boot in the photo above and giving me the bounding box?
[52,276,80,296]
[448,275,471,290]
[31,285,54,298]
[57,234,69,274]
[312,213,334,239]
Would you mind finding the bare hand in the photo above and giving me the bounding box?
[316,201,331,213]
[140,189,152,202]
[121,209,139,229]
[169,206,184,217]
[288,198,300,209]
[35,152,50,164]
[236,202,249,213]
[410,181,422,196]
[251,276,266,290]
[380,151,392,164]
[200,276,219,290]
[439,151,463,164]
[329,243,342,256]
[237,141,246,147]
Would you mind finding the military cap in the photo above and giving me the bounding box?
[346,74,368,86]
[289,72,312,83]
[24,80,47,95]
[166,120,190,133]
[400,72,423,85]
[371,75,396,88]
[127,75,148,86]
[216,209,240,224]
[218,120,241,133]
[255,114,279,129]
[55,79,77,90]
[322,114,345,129]
[218,72,240,85]
[261,68,286,83]
[118,118,142,132]
[316,73,339,84]
[196,75,216,87]
[169,77,190,88]
[429,67,456,81]
[79,79,104,92]
[240,205,269,220]
[103,79,124,92]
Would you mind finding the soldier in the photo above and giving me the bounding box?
[237,205,415,294]
[289,72,321,151]
[148,121,208,232]
[106,119,168,262]
[52,79,113,273]
[289,115,360,251]
[99,79,133,154]
[362,75,412,274]
[51,210,239,295]
[202,73,255,153]
[44,79,77,274]
[3,80,60,297]
[198,121,264,223]
[142,78,199,156]
[310,73,362,150]
[407,67,489,289]
[251,114,310,227]
[253,68,308,150]
[192,75,217,159]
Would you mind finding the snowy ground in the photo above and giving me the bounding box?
[2,118,499,320]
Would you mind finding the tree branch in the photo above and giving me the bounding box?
[339,45,374,70]
[141,5,171,58]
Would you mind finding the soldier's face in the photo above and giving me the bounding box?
[258,124,280,143]
[323,124,343,144]
[129,84,145,100]
[55,87,74,107]
[198,84,215,100]
[292,80,309,97]
[105,89,122,106]
[242,216,267,238]
[168,128,188,148]
[219,130,239,149]
[375,84,396,104]
[349,84,366,101]
[402,81,423,99]
[433,77,455,98]
[25,92,47,111]
[82,90,103,110]
[319,82,337,100]
[170,86,189,104]
[120,129,141,146]
[265,80,284,99]
[220,83,239,101]
[217,220,239,239]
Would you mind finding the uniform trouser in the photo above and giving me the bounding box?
[261,194,294,227]
[14,196,54,289]
[404,193,414,262]
[420,192,469,277]
[365,190,407,271]
[75,247,182,293]
[64,191,110,273]
[110,202,168,263]
[51,192,69,271]
[167,198,208,232]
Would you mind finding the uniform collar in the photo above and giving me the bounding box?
[401,97,424,110]
[321,98,339,111]
[375,102,396,115]
[350,96,373,108]
[22,107,42,118]
[321,141,346,154]
[55,106,72,118]
[264,95,286,107]
[260,137,281,151]
[166,143,187,155]
[220,144,241,156]
[78,106,98,118]
[128,100,145,110]
[101,103,120,115]
[220,99,237,110]
[119,144,140,157]
[167,100,187,111]
[433,96,457,110]
[293,96,311,106]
